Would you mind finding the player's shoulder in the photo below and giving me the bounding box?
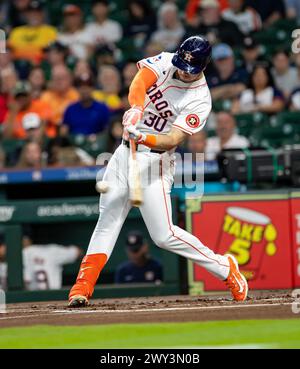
[144,52,173,65]
[138,52,174,75]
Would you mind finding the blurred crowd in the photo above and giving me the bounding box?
[0,0,299,169]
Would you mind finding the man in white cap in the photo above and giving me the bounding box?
[22,112,45,145]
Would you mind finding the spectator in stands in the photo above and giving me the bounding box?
[22,112,46,147]
[62,73,110,136]
[0,146,6,168]
[8,1,57,64]
[125,0,156,49]
[28,66,47,99]
[3,81,53,139]
[222,0,262,35]
[0,65,19,124]
[41,65,79,136]
[16,140,44,169]
[93,65,123,113]
[289,87,300,111]
[184,130,207,163]
[115,231,163,284]
[0,67,18,97]
[241,36,263,74]
[231,63,285,115]
[185,0,243,47]
[108,114,124,153]
[187,130,207,154]
[185,0,229,26]
[44,41,68,63]
[208,43,248,101]
[58,4,92,60]
[0,47,17,81]
[120,88,130,111]
[150,2,185,52]
[244,0,285,27]
[144,40,164,58]
[8,0,31,29]
[94,44,117,70]
[0,2,8,32]
[86,0,123,47]
[206,111,249,160]
[73,60,94,80]
[0,77,9,125]
[285,0,300,19]
[271,50,299,99]
[122,61,138,90]
[43,41,70,80]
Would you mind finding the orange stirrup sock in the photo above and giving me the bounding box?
[69,253,107,301]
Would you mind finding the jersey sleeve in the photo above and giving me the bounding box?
[137,52,170,79]
[172,96,212,135]
[50,245,79,265]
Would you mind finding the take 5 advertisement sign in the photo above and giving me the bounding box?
[186,193,295,294]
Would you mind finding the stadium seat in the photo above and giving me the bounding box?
[71,131,109,158]
[250,112,300,148]
[234,113,269,137]
[212,99,232,112]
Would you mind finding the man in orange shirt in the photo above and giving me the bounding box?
[3,81,53,139]
[41,65,79,136]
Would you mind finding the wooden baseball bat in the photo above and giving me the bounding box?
[129,138,143,207]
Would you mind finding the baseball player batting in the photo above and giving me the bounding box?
[68,36,248,307]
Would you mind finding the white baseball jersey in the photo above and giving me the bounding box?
[137,52,212,137]
[23,245,79,291]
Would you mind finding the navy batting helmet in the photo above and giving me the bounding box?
[172,36,212,74]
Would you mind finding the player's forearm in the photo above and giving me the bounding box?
[142,134,176,151]
[127,125,187,150]
[143,131,186,151]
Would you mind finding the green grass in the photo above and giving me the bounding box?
[1,320,300,348]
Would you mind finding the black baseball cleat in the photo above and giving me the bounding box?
[68,295,89,308]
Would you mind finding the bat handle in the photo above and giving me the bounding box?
[128,138,143,207]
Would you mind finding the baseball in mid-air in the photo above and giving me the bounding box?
[96,181,109,193]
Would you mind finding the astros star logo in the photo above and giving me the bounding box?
[186,114,200,128]
[184,52,194,62]
[189,117,197,125]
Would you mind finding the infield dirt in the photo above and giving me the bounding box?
[0,291,296,328]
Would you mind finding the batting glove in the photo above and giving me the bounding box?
[126,125,146,144]
[122,106,143,127]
